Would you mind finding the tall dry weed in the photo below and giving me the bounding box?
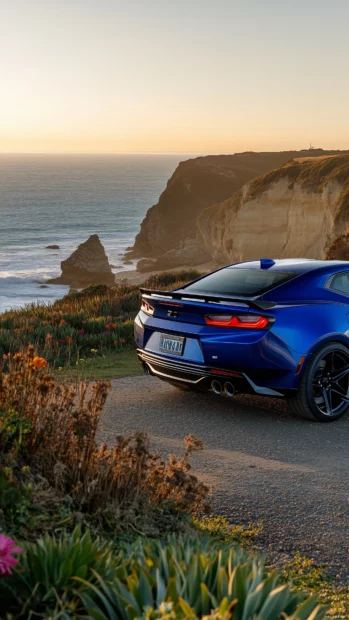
[0,347,209,525]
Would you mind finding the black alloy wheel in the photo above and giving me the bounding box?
[289,343,349,421]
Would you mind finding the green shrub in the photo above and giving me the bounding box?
[0,526,116,617]
[0,408,32,454]
[81,535,327,620]
[1,529,328,619]
[0,467,37,542]
[0,269,203,367]
[0,468,28,513]
[193,515,263,547]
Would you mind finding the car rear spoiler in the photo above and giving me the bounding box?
[139,288,275,311]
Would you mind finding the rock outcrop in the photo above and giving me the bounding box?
[197,155,349,264]
[49,234,115,287]
[326,232,349,260]
[126,149,345,272]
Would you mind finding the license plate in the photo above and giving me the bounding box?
[159,334,185,356]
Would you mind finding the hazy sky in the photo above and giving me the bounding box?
[1,0,349,153]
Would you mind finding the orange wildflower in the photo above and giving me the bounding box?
[31,356,47,370]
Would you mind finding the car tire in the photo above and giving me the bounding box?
[288,343,349,422]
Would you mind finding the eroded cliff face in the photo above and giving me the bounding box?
[197,155,349,265]
[126,150,330,266]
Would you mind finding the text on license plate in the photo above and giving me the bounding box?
[159,334,185,356]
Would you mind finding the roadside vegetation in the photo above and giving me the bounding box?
[0,269,347,617]
[0,269,203,374]
[0,346,333,618]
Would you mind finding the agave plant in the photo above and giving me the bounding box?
[0,529,328,619]
[77,535,327,620]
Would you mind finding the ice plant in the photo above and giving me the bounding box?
[0,534,21,576]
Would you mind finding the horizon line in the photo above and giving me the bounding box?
[0,151,214,156]
[0,147,340,157]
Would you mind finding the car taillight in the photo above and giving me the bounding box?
[204,314,270,329]
[141,300,154,316]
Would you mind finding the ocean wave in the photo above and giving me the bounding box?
[0,153,183,313]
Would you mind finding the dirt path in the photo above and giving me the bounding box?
[101,375,349,583]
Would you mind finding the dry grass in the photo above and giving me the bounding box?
[0,347,209,534]
[248,154,349,200]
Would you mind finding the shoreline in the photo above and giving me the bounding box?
[0,261,212,316]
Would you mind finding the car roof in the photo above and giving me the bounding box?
[228,259,349,275]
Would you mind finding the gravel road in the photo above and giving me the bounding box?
[101,375,349,583]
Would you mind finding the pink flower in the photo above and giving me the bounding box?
[0,534,21,576]
[103,330,110,336]
[78,329,85,335]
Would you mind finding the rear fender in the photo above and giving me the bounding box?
[307,332,349,356]
[291,333,349,387]
[270,303,349,354]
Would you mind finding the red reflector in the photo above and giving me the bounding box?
[295,355,306,374]
[205,314,269,329]
[141,300,154,316]
[210,369,241,377]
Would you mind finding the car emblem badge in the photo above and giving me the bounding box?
[167,309,178,318]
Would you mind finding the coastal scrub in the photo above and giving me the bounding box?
[0,269,203,369]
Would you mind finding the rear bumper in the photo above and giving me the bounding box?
[137,349,285,397]
[134,312,305,391]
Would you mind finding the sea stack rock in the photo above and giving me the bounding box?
[48,234,115,287]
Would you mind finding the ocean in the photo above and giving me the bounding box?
[0,153,186,314]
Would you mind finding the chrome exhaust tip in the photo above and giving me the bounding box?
[142,362,150,375]
[224,381,235,397]
[211,380,222,395]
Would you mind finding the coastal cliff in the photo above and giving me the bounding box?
[126,149,346,272]
[197,155,349,264]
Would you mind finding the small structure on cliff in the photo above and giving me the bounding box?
[48,234,115,288]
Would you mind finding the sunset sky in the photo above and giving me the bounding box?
[1,0,349,153]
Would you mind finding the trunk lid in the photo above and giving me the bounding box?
[140,288,275,326]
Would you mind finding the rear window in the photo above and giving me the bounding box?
[182,268,298,296]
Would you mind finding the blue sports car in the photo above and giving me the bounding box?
[134,259,349,422]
